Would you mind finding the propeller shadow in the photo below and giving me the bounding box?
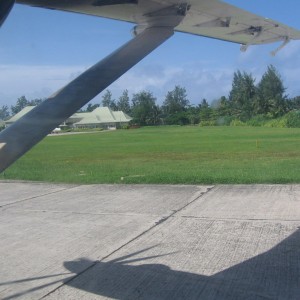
[63,230,300,299]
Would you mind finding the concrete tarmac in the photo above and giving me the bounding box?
[1,182,300,299]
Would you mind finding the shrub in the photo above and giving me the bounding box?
[165,112,190,125]
[216,116,234,126]
[199,120,217,126]
[246,115,270,127]
[230,119,246,126]
[264,118,287,128]
[285,110,300,128]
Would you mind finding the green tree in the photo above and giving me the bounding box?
[211,96,233,125]
[11,96,30,115]
[117,89,131,114]
[162,86,190,124]
[10,96,44,115]
[186,105,200,125]
[0,105,10,120]
[101,90,117,110]
[28,98,44,106]
[147,104,162,125]
[165,111,190,125]
[86,103,100,112]
[288,96,300,111]
[228,71,256,120]
[255,65,287,117]
[214,96,230,117]
[162,85,189,115]
[199,99,213,121]
[131,91,158,126]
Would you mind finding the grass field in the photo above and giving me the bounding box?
[1,126,300,184]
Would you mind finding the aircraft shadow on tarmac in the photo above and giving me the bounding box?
[2,230,300,300]
[63,229,300,300]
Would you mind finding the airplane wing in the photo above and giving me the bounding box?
[16,0,300,47]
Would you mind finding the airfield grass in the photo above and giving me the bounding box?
[1,126,300,184]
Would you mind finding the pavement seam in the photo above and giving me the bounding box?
[161,185,216,220]
[97,186,216,259]
[180,215,300,222]
[0,185,80,208]
[8,209,161,218]
[39,185,215,299]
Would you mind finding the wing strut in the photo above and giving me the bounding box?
[0,0,14,27]
[0,26,174,173]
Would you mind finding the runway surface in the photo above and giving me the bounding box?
[1,182,300,299]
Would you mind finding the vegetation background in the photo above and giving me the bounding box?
[1,65,300,184]
[1,65,300,130]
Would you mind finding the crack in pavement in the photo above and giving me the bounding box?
[0,185,80,208]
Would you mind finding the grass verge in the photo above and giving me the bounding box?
[1,126,300,184]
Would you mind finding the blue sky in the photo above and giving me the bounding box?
[1,0,300,107]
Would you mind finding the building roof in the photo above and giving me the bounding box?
[74,107,132,125]
[5,106,35,124]
[113,111,132,122]
[5,106,132,126]
[74,114,102,125]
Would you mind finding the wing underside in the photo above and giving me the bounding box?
[16,0,300,46]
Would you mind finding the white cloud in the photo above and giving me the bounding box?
[0,62,235,107]
[277,41,300,60]
[110,63,234,104]
[281,67,300,97]
[0,64,86,106]
[2,57,299,110]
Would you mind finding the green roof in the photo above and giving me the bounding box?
[6,106,35,123]
[74,107,132,125]
[113,111,132,122]
[4,106,132,126]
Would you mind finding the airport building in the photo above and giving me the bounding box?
[4,106,36,127]
[5,106,132,130]
[65,107,132,130]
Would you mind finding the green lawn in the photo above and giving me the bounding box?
[1,126,300,184]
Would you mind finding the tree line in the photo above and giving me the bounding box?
[88,64,300,127]
[0,96,43,121]
[1,65,300,127]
